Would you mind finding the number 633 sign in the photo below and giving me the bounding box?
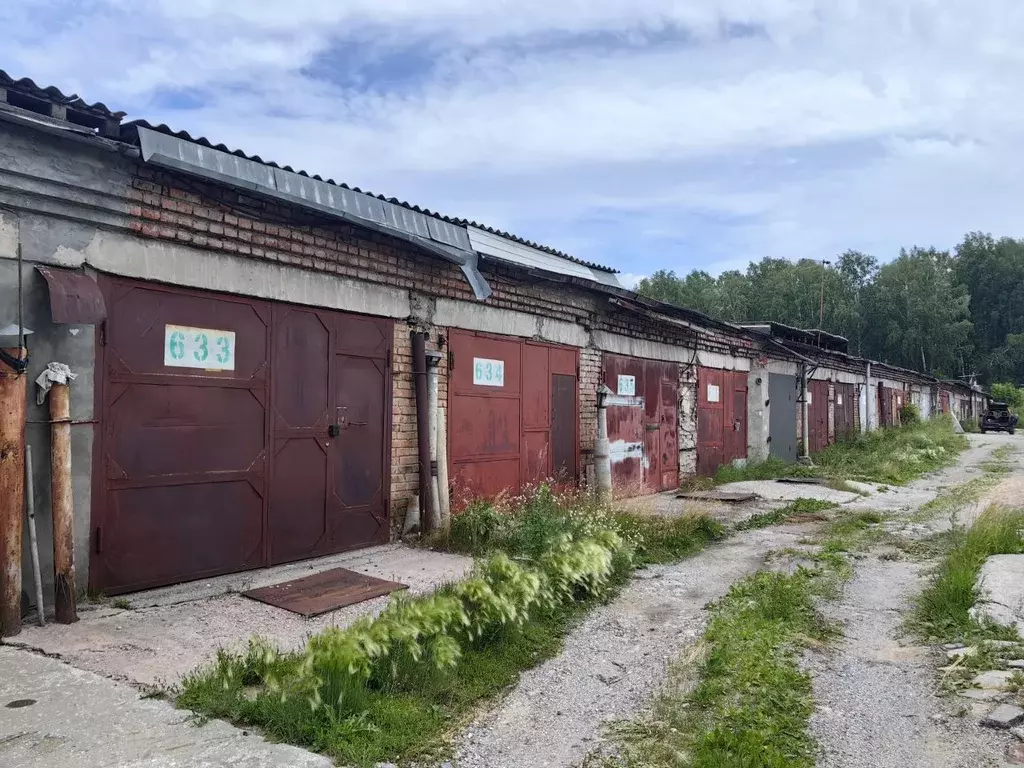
[164,324,236,371]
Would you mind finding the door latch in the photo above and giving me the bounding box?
[328,424,341,437]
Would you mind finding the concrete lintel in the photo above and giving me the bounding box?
[765,359,799,376]
[81,232,411,318]
[433,297,589,347]
[811,367,863,385]
[698,349,752,371]
[592,331,695,364]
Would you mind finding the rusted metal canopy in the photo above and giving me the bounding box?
[35,267,106,324]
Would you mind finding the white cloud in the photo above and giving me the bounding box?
[3,1,1024,274]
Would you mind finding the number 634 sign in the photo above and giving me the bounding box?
[164,324,236,371]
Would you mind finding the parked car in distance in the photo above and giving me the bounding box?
[981,402,1018,434]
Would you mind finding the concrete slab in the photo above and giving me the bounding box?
[676,490,758,503]
[6,545,472,687]
[717,480,860,504]
[0,645,331,767]
[972,554,1024,637]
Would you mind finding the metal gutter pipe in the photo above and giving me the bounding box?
[411,332,435,532]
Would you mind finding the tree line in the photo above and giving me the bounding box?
[636,232,1024,385]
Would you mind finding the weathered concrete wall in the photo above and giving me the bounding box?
[827,381,836,444]
[0,254,94,609]
[747,364,770,464]
[678,364,698,478]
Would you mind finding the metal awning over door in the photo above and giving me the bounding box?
[91,276,392,593]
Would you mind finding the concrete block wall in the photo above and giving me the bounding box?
[678,364,698,477]
[827,381,836,444]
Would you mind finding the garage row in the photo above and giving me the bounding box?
[85,276,957,593]
[0,73,980,601]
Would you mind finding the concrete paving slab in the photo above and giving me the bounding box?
[972,554,1024,637]
[0,645,331,768]
[717,480,860,504]
[7,545,472,687]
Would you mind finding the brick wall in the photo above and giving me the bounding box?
[123,165,756,524]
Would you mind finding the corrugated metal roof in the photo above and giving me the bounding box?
[0,69,125,119]
[121,120,618,275]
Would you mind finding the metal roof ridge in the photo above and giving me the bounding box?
[121,118,619,274]
[0,69,126,118]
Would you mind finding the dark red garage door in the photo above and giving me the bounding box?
[91,276,392,593]
[602,354,678,495]
[808,380,830,453]
[448,330,578,505]
[834,382,856,439]
[697,368,748,476]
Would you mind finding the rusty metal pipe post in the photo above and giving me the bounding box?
[411,333,435,532]
[0,346,27,637]
[49,382,77,624]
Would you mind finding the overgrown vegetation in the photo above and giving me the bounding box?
[438,486,724,567]
[734,498,837,531]
[910,505,1024,644]
[177,488,723,766]
[900,402,921,425]
[711,416,967,487]
[611,564,841,768]
[991,382,1024,413]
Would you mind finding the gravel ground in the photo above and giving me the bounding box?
[807,434,1023,768]
[807,558,1013,767]
[450,522,819,768]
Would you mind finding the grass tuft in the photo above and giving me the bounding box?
[909,505,1024,644]
[612,567,840,768]
[734,498,837,531]
[707,417,967,488]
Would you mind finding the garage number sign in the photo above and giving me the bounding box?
[473,357,504,387]
[164,324,236,371]
[617,375,636,396]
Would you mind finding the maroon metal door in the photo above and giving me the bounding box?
[725,371,748,464]
[602,355,678,495]
[448,331,578,504]
[268,307,391,566]
[808,380,830,453]
[93,276,392,593]
[698,368,748,476]
[835,383,855,439]
[93,277,272,592]
[697,368,725,476]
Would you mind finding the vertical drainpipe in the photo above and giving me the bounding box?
[800,363,810,461]
[49,381,77,624]
[594,385,613,502]
[425,350,442,534]
[864,361,872,432]
[411,332,435,533]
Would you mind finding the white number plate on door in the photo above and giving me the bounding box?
[164,324,236,371]
[473,357,505,386]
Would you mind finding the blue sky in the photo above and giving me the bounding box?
[5,1,1024,286]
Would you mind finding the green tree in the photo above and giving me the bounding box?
[954,233,1024,382]
[861,247,972,374]
[990,382,1024,412]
